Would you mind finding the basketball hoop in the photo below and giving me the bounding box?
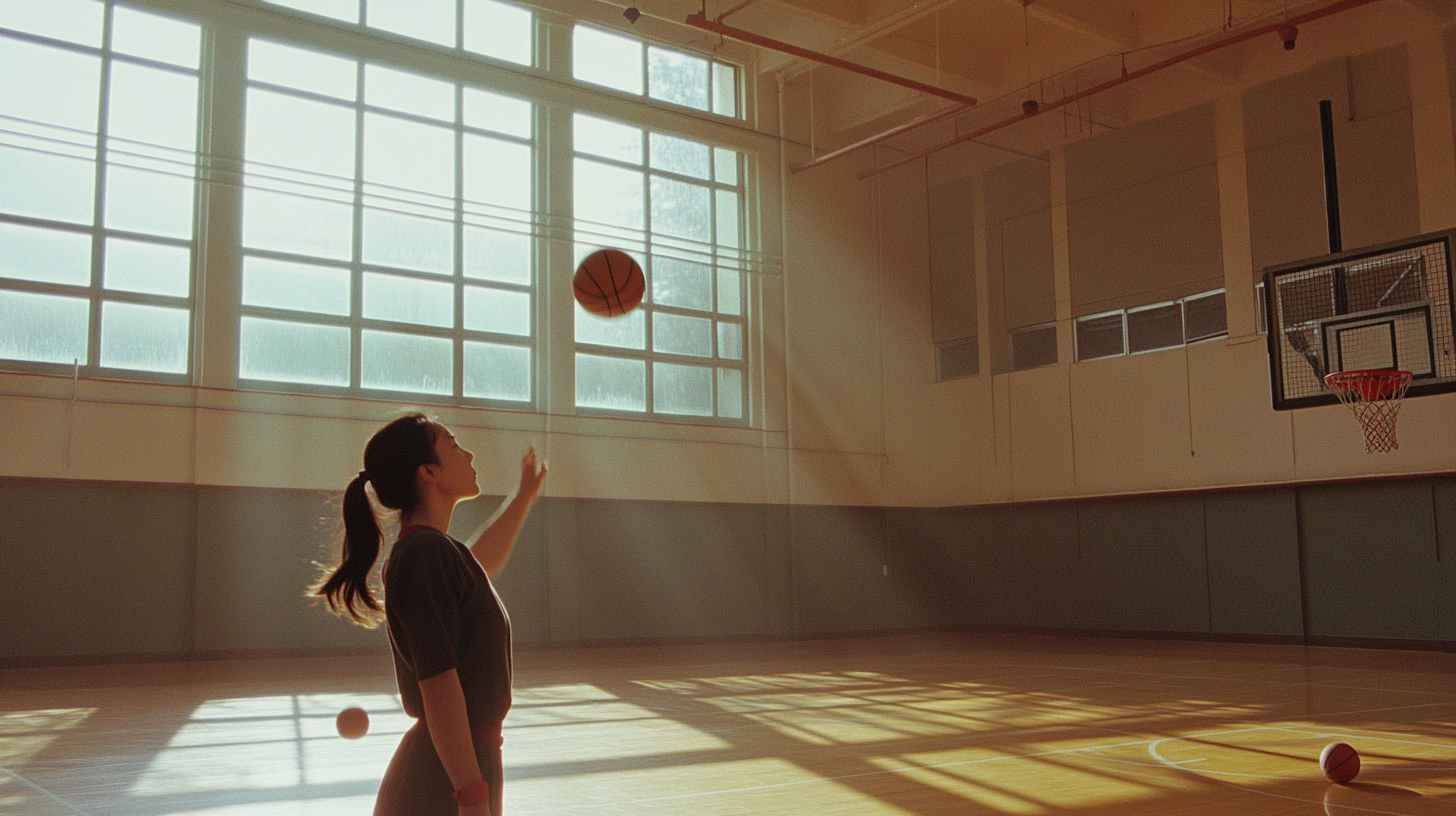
[1323,369,1413,453]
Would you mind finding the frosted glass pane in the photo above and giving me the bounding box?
[245,89,356,179]
[654,312,710,357]
[364,113,454,197]
[104,238,190,297]
[0,145,94,224]
[651,177,710,243]
[363,272,454,327]
[243,257,350,315]
[464,341,530,401]
[573,114,642,164]
[361,330,453,394]
[717,322,742,360]
[464,135,531,213]
[575,353,643,411]
[647,47,708,111]
[717,267,741,315]
[111,6,201,69]
[247,39,357,101]
[0,290,89,364]
[573,160,642,230]
[653,362,711,416]
[715,189,740,248]
[100,301,189,373]
[652,256,710,310]
[463,227,530,285]
[364,64,454,121]
[463,87,531,138]
[463,0,532,66]
[0,0,103,46]
[0,39,101,131]
[717,367,742,418]
[108,62,198,152]
[104,163,195,239]
[368,0,454,47]
[242,187,353,259]
[362,206,453,274]
[265,0,359,24]
[713,147,738,185]
[649,133,709,180]
[0,222,90,286]
[712,62,737,117]
[573,26,642,95]
[465,286,529,336]
[575,302,644,349]
[239,316,349,385]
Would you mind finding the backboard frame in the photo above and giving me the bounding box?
[1264,228,1456,411]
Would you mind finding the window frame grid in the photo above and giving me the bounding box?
[574,22,741,120]
[0,7,201,382]
[1074,288,1231,363]
[572,128,748,423]
[235,45,538,406]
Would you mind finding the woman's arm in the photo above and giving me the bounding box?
[418,669,492,815]
[466,446,547,577]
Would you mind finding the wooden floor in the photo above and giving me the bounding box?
[2,633,1454,815]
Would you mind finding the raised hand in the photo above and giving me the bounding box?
[517,445,547,505]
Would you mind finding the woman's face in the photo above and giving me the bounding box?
[429,424,480,502]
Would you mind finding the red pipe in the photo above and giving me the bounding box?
[685,12,978,107]
[854,0,1382,179]
[717,0,761,21]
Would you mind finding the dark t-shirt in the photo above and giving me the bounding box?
[383,527,512,726]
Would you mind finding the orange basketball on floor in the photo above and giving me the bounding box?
[574,249,645,317]
[336,706,370,740]
[1319,741,1359,784]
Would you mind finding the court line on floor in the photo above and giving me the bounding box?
[0,764,89,815]
[1144,735,1430,816]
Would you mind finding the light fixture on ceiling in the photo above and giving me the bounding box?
[623,6,641,24]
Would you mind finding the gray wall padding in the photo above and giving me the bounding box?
[2,477,1454,662]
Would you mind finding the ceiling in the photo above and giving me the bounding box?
[620,0,1454,173]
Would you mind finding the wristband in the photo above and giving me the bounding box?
[453,780,490,806]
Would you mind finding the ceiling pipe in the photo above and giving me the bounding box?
[792,103,972,173]
[684,11,979,106]
[850,0,1381,180]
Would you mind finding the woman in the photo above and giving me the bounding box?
[314,413,547,815]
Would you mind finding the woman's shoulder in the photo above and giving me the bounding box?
[387,527,466,571]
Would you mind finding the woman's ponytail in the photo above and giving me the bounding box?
[310,413,439,628]
[314,472,385,627]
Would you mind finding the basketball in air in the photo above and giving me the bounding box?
[574,248,645,317]
[336,706,370,740]
[1319,742,1359,784]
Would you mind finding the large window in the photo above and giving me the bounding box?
[239,38,536,402]
[0,1,200,377]
[573,114,747,420]
[0,0,757,427]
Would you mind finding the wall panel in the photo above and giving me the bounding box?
[0,482,194,660]
[1076,497,1211,633]
[1205,490,1303,636]
[1301,481,1455,641]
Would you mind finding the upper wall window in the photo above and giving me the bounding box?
[573,25,739,118]
[264,0,533,65]
[1075,289,1228,362]
[0,0,200,378]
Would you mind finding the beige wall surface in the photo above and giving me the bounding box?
[5,16,1456,514]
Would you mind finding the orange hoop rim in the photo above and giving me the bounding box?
[1323,369,1413,401]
